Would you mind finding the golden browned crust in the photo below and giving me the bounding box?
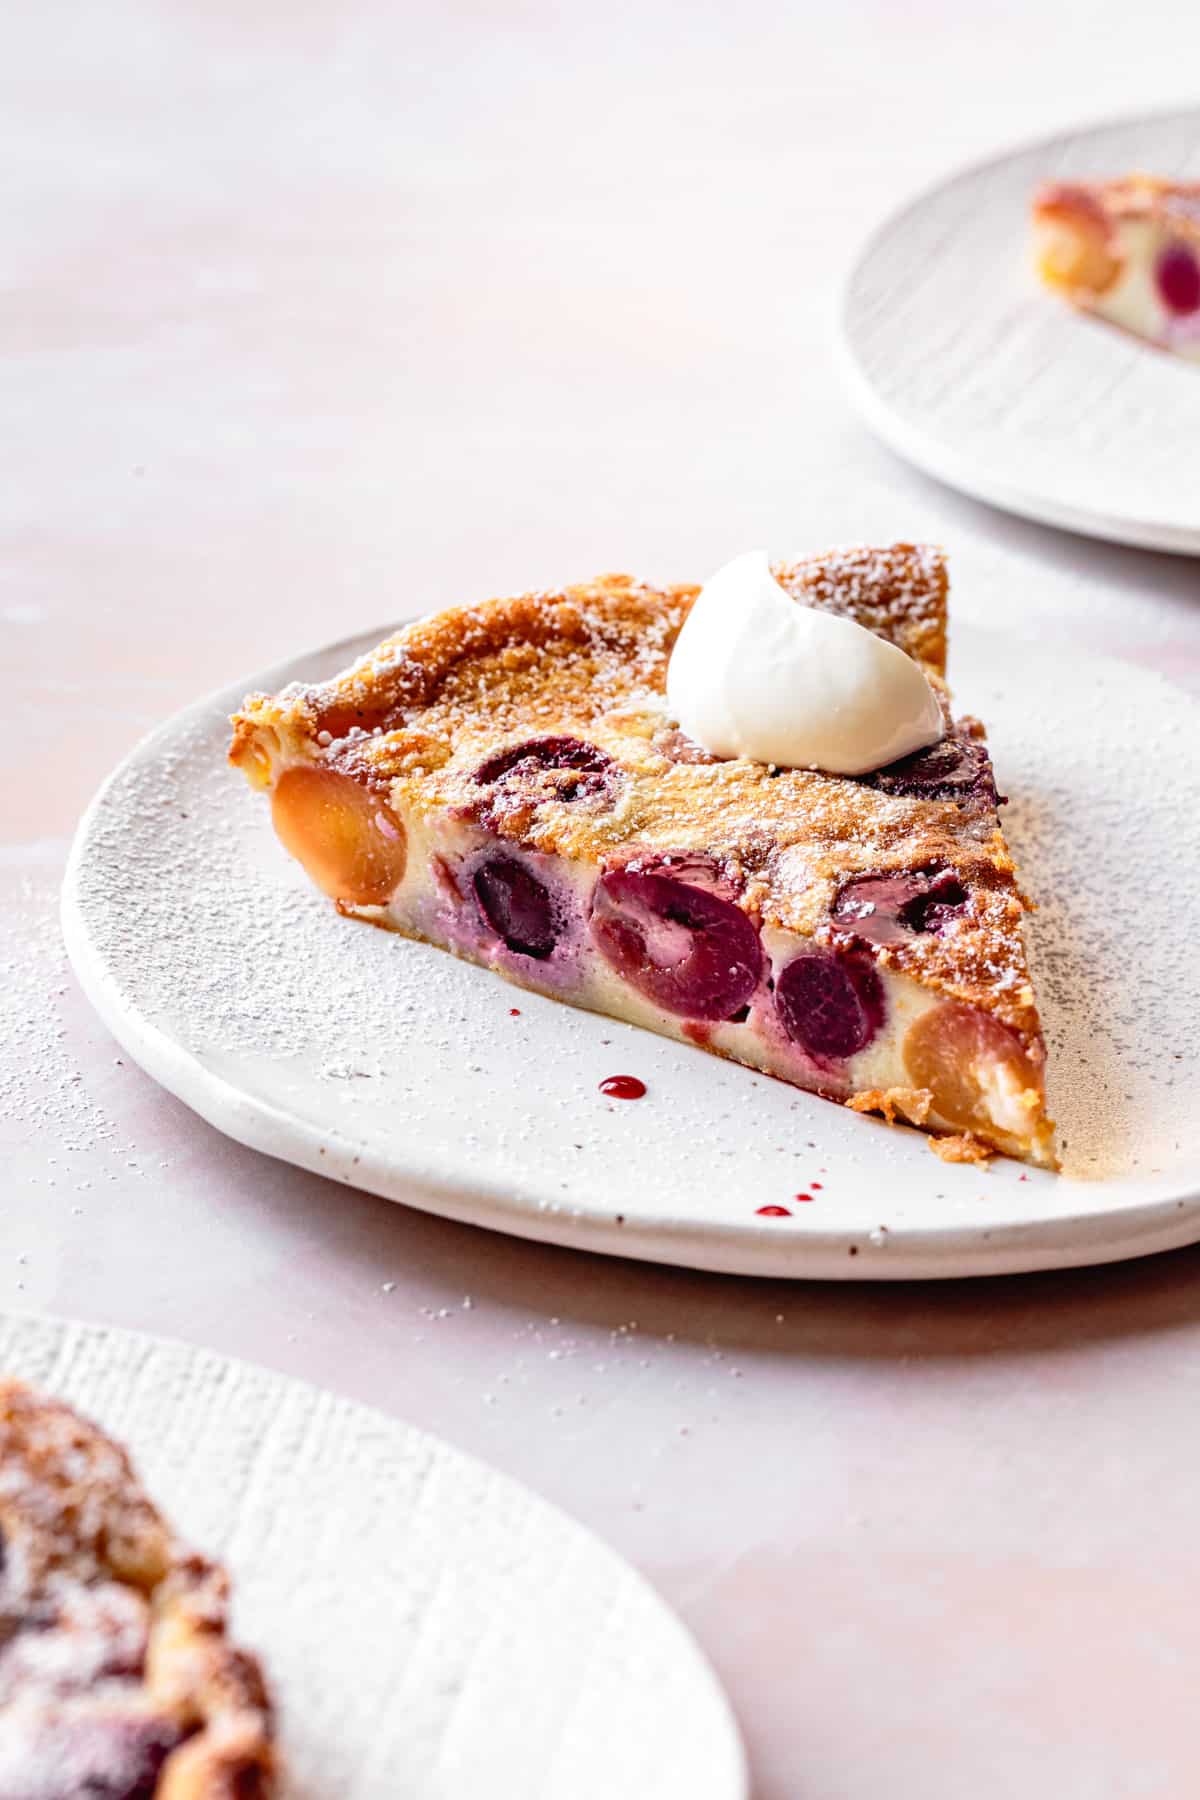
[1034,175,1200,230]
[0,1379,276,1797]
[231,545,1047,1048]
[845,1094,1001,1164]
[845,1086,934,1128]
[928,1132,993,1165]
[774,543,947,674]
[1033,180,1115,229]
[230,545,947,772]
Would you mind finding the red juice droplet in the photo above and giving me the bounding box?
[600,1075,646,1100]
[510,1007,521,1016]
[793,1192,815,1203]
[756,1204,792,1217]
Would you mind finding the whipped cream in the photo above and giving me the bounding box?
[665,550,944,776]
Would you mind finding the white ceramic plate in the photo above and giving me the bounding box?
[840,107,1200,552]
[63,623,1200,1281]
[0,1311,746,1800]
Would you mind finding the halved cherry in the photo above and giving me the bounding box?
[473,855,559,959]
[775,948,883,1061]
[833,867,969,947]
[472,735,616,815]
[271,764,407,905]
[1156,241,1200,317]
[474,735,612,787]
[865,734,999,811]
[904,1001,1041,1133]
[590,861,762,1020]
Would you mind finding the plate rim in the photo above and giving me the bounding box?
[61,623,1200,1283]
[837,101,1200,555]
[0,1305,749,1798]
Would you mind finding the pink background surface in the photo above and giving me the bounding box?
[5,3,1200,1794]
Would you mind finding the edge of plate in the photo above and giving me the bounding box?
[836,102,1200,555]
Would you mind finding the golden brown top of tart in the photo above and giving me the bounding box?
[1034,174,1200,248]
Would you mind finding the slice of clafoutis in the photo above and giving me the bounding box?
[1032,175,1200,360]
[230,546,1056,1168]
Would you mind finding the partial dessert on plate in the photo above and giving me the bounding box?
[230,545,1056,1167]
[1032,174,1200,358]
[0,1378,276,1798]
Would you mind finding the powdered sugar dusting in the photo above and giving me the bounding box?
[774,542,947,674]
[0,855,119,1161]
[998,657,1200,1182]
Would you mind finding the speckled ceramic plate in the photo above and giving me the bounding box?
[840,107,1200,552]
[63,622,1200,1280]
[0,1311,746,1799]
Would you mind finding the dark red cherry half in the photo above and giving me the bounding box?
[473,735,614,804]
[1156,241,1200,317]
[832,867,969,947]
[775,947,884,1061]
[865,734,1000,811]
[590,861,763,1020]
[473,855,558,959]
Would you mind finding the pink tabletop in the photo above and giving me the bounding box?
[6,5,1200,1795]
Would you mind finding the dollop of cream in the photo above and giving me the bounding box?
[665,550,944,776]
